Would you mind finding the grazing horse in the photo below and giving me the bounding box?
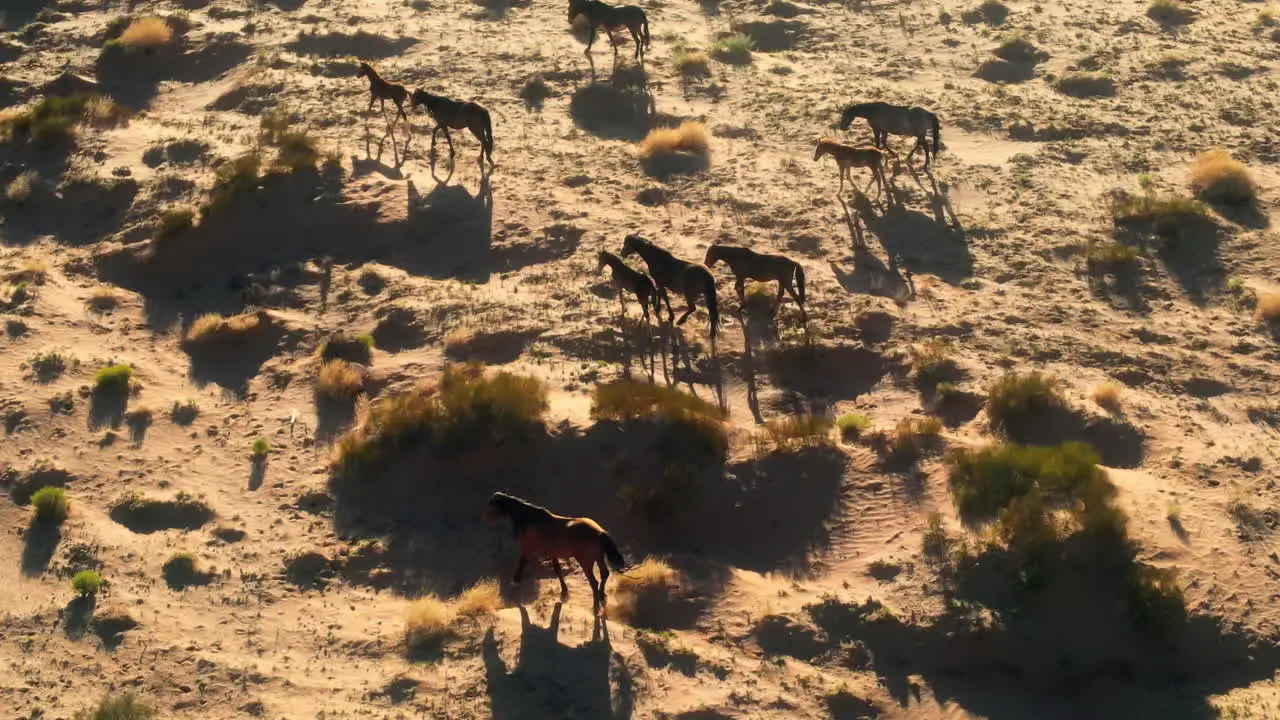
[814,139,887,197]
[704,244,807,323]
[356,62,409,126]
[409,89,495,169]
[621,234,719,340]
[598,250,659,323]
[485,491,626,610]
[839,102,941,168]
[568,0,651,62]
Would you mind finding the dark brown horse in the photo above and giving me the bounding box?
[357,61,409,126]
[486,492,626,611]
[839,102,941,168]
[621,233,719,340]
[410,88,495,169]
[704,244,807,323]
[598,249,659,323]
[568,0,651,62]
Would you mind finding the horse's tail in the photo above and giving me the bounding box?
[703,267,719,340]
[600,532,626,571]
[930,113,941,155]
[794,263,806,306]
[481,108,495,159]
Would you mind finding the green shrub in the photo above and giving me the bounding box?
[319,333,374,364]
[74,693,155,720]
[94,363,133,393]
[252,438,271,458]
[986,372,1065,436]
[910,338,959,391]
[72,569,103,597]
[921,511,949,559]
[994,33,1043,63]
[711,34,753,65]
[333,364,548,471]
[836,413,870,440]
[879,416,943,460]
[31,486,69,523]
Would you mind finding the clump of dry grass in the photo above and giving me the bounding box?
[674,50,711,77]
[871,416,943,460]
[183,311,262,347]
[1,95,126,146]
[961,0,1009,24]
[1147,0,1196,25]
[1188,149,1256,205]
[317,359,364,399]
[986,372,1066,436]
[710,33,753,64]
[1091,381,1123,410]
[610,557,679,628]
[755,413,833,454]
[1257,293,1280,325]
[910,338,959,391]
[154,208,194,242]
[405,595,453,654]
[453,579,502,618]
[590,379,726,457]
[5,171,38,204]
[994,33,1044,63]
[201,151,262,217]
[1085,241,1140,276]
[117,17,173,51]
[638,122,711,160]
[1055,71,1116,98]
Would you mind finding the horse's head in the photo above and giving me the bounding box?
[621,233,645,257]
[485,492,514,525]
[357,61,372,78]
[703,245,723,267]
[813,141,829,162]
[567,0,584,22]
[838,104,864,131]
[597,250,612,271]
[409,89,427,108]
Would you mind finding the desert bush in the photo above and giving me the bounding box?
[88,288,119,313]
[986,371,1065,435]
[29,350,68,381]
[319,333,374,364]
[711,34,753,64]
[454,579,502,618]
[1055,71,1116,98]
[1257,293,1280,325]
[170,400,199,425]
[1147,0,1195,25]
[1189,149,1256,205]
[910,338,959,390]
[154,208,194,242]
[183,312,261,346]
[252,438,271,458]
[73,569,104,597]
[94,363,133,394]
[5,171,38,204]
[74,693,155,720]
[674,50,711,77]
[317,359,364,399]
[611,557,679,627]
[1085,241,1140,275]
[872,416,943,460]
[202,151,262,216]
[638,122,711,160]
[994,33,1043,63]
[1,96,99,145]
[961,0,1009,24]
[836,413,870,440]
[519,75,553,106]
[274,129,319,172]
[921,511,949,559]
[333,364,548,471]
[1091,381,1123,410]
[405,595,453,653]
[116,16,173,51]
[162,552,212,589]
[32,486,69,523]
[591,379,726,457]
[1109,189,1207,239]
[109,491,213,531]
[756,413,833,453]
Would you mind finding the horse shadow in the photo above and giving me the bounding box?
[765,342,889,407]
[353,122,407,178]
[483,604,632,720]
[21,522,61,577]
[850,190,972,285]
[569,63,658,141]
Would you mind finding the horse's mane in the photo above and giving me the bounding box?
[491,492,551,521]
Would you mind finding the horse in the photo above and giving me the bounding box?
[485,492,627,611]
[621,233,719,340]
[838,102,941,168]
[568,0,651,62]
[356,62,409,127]
[598,250,659,323]
[409,89,495,169]
[814,139,887,198]
[704,244,807,323]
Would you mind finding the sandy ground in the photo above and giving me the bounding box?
[2,0,1280,716]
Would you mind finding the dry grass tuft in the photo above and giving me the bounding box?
[454,579,502,618]
[183,312,262,347]
[5,171,38,204]
[1085,241,1140,276]
[1091,381,1123,410]
[405,595,453,653]
[674,50,712,77]
[154,208,195,242]
[638,122,711,159]
[1147,0,1196,25]
[755,413,833,454]
[1055,71,1116,98]
[711,34,753,64]
[987,372,1065,435]
[872,416,943,460]
[591,379,726,457]
[73,693,155,720]
[611,557,678,627]
[317,359,364,399]
[1189,149,1256,205]
[1257,293,1280,325]
[117,17,173,51]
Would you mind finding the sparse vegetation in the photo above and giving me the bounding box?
[73,569,103,597]
[910,338,959,391]
[1189,149,1256,205]
[1147,0,1196,25]
[638,122,711,160]
[519,75,552,106]
[154,208,195,242]
[591,379,727,457]
[994,33,1043,63]
[921,511,949,559]
[961,0,1009,24]
[5,171,38,204]
[88,288,119,312]
[453,579,502,618]
[73,693,154,720]
[1055,71,1116,98]
[319,333,374,364]
[32,486,69,524]
[871,416,943,461]
[711,34,753,64]
[109,491,214,532]
[1091,381,1123,410]
[836,413,870,441]
[405,595,453,654]
[756,413,833,453]
[201,151,262,217]
[183,312,262,347]
[333,364,549,471]
[94,363,133,394]
[1,95,127,146]
[986,371,1065,435]
[612,557,678,627]
[317,359,365,399]
[170,400,199,425]
[1109,189,1208,238]
[674,50,711,77]
[1085,241,1140,276]
[118,16,174,51]
[162,552,212,589]
[28,350,68,381]
[252,438,271,458]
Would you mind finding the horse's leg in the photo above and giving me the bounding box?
[734,276,746,306]
[786,279,807,322]
[675,289,698,325]
[638,290,650,323]
[512,553,527,584]
[773,280,786,315]
[580,558,601,610]
[659,286,675,324]
[552,559,569,598]
[598,556,610,608]
[585,25,596,56]
[617,288,627,317]
[837,166,846,193]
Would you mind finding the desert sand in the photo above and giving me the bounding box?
[2,0,1280,716]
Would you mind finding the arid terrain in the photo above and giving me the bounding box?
[2,0,1280,716]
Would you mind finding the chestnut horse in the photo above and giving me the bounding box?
[486,492,626,611]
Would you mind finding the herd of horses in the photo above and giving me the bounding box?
[348,0,945,606]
